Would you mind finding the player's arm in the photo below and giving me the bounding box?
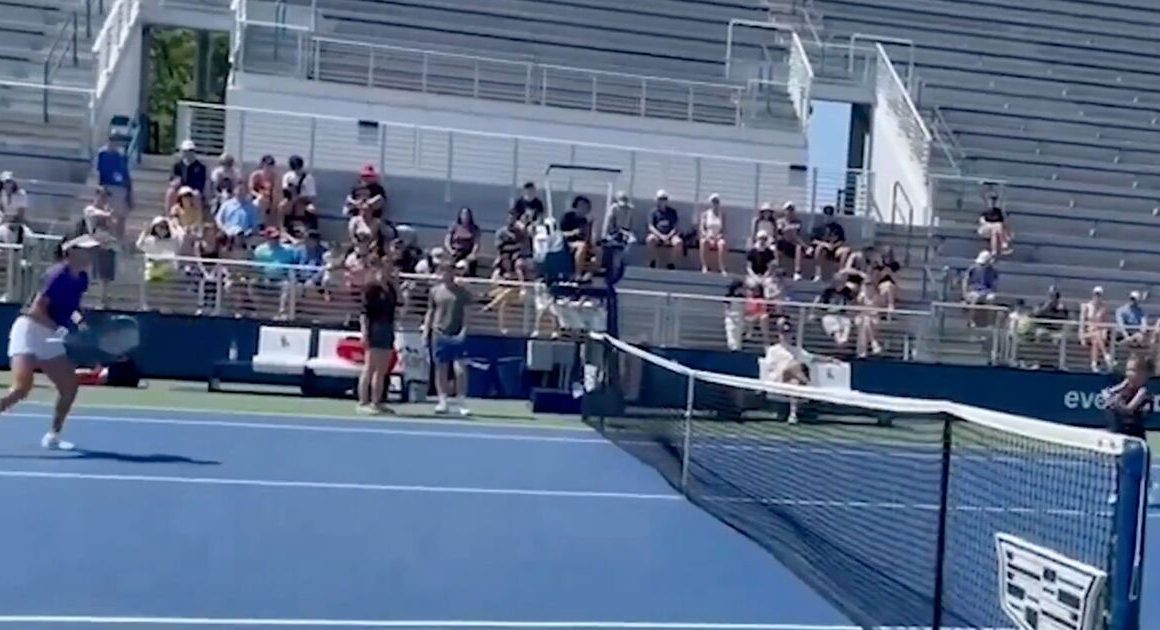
[421,292,435,340]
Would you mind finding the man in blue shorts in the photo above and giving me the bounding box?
[423,259,473,415]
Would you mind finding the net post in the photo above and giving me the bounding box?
[930,414,954,630]
[1109,439,1149,630]
[679,372,695,490]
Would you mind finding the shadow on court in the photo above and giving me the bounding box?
[0,450,221,465]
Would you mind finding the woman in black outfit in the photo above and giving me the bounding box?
[1105,355,1152,441]
[358,255,399,414]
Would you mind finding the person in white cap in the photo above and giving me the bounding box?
[1079,285,1113,373]
[646,189,682,269]
[962,250,998,327]
[1115,290,1148,348]
[0,171,29,220]
[168,139,207,210]
[0,234,102,450]
[752,202,776,245]
[697,193,727,274]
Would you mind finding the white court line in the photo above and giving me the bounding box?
[0,470,682,501]
[0,618,1006,629]
[3,413,609,445]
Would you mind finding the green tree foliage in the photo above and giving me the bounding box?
[146,28,196,154]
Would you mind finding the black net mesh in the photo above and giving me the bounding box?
[580,334,1142,630]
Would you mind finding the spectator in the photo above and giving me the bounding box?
[81,186,118,294]
[855,274,883,357]
[359,255,399,414]
[724,279,746,351]
[1079,285,1114,373]
[807,205,848,281]
[560,195,594,279]
[94,136,133,221]
[248,155,278,226]
[211,154,240,194]
[775,202,805,281]
[510,181,545,228]
[1029,286,1069,340]
[345,164,387,220]
[604,191,636,245]
[842,245,875,277]
[0,203,28,245]
[444,206,480,276]
[169,140,207,207]
[646,189,681,269]
[698,193,727,274]
[752,202,776,243]
[348,186,390,254]
[978,188,1013,257]
[742,278,771,346]
[1115,290,1148,348]
[746,230,776,287]
[280,155,318,231]
[0,172,29,220]
[137,216,180,284]
[344,239,376,291]
[215,182,259,239]
[872,246,901,312]
[252,226,298,317]
[962,250,998,328]
[194,222,227,314]
[392,226,422,274]
[485,212,529,336]
[295,230,329,292]
[815,276,858,348]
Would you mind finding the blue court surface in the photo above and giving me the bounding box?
[0,403,1153,628]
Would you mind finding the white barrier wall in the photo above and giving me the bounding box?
[869,45,931,227]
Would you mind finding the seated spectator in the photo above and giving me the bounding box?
[444,206,480,276]
[248,155,278,226]
[815,276,858,348]
[346,164,387,220]
[0,203,28,245]
[168,139,207,208]
[510,181,545,228]
[1080,286,1114,373]
[171,185,202,231]
[646,189,681,269]
[775,202,805,281]
[281,155,318,231]
[137,216,181,284]
[742,278,771,346]
[252,226,298,318]
[95,135,133,222]
[344,239,376,291]
[977,189,1013,257]
[392,226,422,274]
[1029,286,1069,340]
[215,182,259,239]
[752,202,776,243]
[194,222,227,314]
[746,230,776,288]
[841,245,875,277]
[560,195,594,279]
[604,191,636,245]
[348,187,390,254]
[698,193,727,275]
[1116,291,1148,348]
[295,230,329,291]
[0,171,30,220]
[962,250,998,327]
[807,205,848,281]
[872,245,901,312]
[855,274,884,357]
[211,154,240,194]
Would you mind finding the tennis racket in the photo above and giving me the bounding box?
[66,315,142,362]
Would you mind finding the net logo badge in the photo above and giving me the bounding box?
[995,532,1106,630]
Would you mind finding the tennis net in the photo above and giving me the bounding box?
[580,333,1150,630]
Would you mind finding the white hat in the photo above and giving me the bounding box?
[782,201,796,210]
[708,192,721,203]
[0,171,12,182]
[755,230,770,240]
[177,185,196,197]
[1130,290,1141,300]
[655,189,668,199]
[1092,285,1104,294]
[180,139,197,151]
[760,202,773,211]
[975,250,992,264]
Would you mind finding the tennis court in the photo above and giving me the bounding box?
[0,395,1154,628]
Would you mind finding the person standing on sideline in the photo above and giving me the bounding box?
[1103,354,1156,507]
[0,235,100,449]
[423,259,473,415]
[358,256,399,415]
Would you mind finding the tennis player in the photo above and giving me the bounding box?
[0,235,100,450]
[1103,355,1156,507]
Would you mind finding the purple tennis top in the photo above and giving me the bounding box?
[40,263,88,328]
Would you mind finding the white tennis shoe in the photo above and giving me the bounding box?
[41,432,75,451]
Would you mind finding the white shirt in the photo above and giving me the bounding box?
[763,342,814,382]
[281,170,316,199]
[0,188,29,215]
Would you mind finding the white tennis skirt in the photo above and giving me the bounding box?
[8,316,67,361]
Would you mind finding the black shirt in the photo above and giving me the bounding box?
[363,282,398,325]
[747,248,776,276]
[818,285,855,309]
[560,210,591,242]
[981,205,1004,223]
[1108,381,1151,439]
[495,224,530,258]
[811,220,845,244]
[510,197,545,225]
[172,159,207,195]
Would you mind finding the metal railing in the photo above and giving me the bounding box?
[176,101,805,213]
[0,79,95,129]
[44,12,81,100]
[237,24,754,127]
